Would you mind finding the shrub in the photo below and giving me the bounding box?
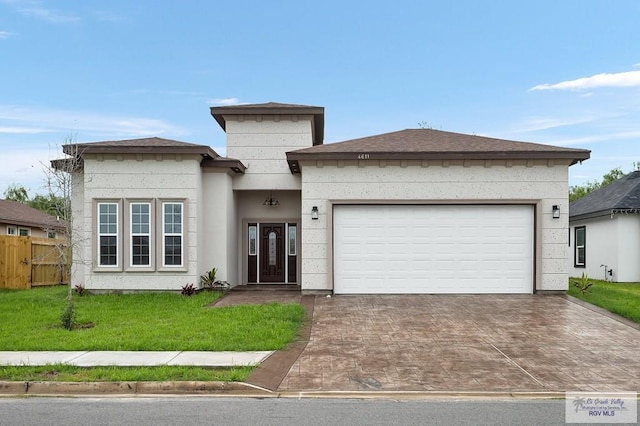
[181,283,196,296]
[200,268,218,288]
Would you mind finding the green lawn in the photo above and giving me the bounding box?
[0,286,305,382]
[567,277,640,324]
[0,286,305,351]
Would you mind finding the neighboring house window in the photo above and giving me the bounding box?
[98,203,119,267]
[47,231,57,239]
[131,202,151,266]
[6,226,16,236]
[162,202,183,267]
[574,226,586,267]
[18,227,30,236]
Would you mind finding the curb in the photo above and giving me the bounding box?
[0,381,272,396]
[0,381,571,400]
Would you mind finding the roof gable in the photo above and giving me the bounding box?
[286,129,590,172]
[0,199,65,230]
[570,170,640,220]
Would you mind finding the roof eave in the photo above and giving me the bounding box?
[63,144,218,159]
[286,151,590,162]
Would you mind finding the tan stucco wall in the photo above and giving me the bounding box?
[225,116,314,190]
[299,159,571,292]
[76,153,203,291]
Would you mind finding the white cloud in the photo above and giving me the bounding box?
[0,0,79,24]
[0,31,13,39]
[0,126,53,134]
[207,98,242,106]
[516,116,597,132]
[551,130,640,146]
[529,70,640,91]
[0,104,188,139]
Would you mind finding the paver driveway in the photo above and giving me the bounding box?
[279,295,640,392]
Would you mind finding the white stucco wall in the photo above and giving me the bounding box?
[202,170,237,285]
[77,154,202,291]
[299,160,571,292]
[569,214,640,282]
[225,116,315,191]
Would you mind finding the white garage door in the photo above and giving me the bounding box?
[333,205,534,294]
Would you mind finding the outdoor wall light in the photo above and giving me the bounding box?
[552,205,560,219]
[311,206,319,220]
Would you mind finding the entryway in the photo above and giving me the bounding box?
[247,222,297,284]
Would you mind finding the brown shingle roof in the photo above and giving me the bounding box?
[62,137,219,159]
[210,102,325,146]
[286,129,590,171]
[0,199,65,231]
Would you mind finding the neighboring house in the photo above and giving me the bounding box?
[0,199,65,239]
[55,102,590,294]
[569,170,640,282]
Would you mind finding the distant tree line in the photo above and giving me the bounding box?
[2,183,66,217]
[569,162,639,202]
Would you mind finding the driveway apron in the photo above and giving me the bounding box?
[278,295,640,392]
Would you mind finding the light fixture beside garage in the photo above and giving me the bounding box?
[552,205,560,219]
[311,206,319,220]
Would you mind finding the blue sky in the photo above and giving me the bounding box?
[1,0,639,197]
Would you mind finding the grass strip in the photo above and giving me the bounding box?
[567,278,640,324]
[0,364,253,382]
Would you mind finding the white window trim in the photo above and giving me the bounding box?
[128,201,153,270]
[159,200,187,270]
[95,200,122,271]
[574,226,586,268]
[6,226,16,236]
[18,227,30,237]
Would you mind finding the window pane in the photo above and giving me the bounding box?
[576,228,585,246]
[288,225,296,256]
[100,236,117,265]
[248,225,257,256]
[132,236,150,265]
[577,247,585,265]
[268,231,277,266]
[164,236,182,265]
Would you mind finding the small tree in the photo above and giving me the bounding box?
[47,138,85,330]
[3,183,29,203]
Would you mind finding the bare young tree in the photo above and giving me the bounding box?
[48,137,85,329]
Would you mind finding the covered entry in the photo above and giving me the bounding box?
[247,222,298,284]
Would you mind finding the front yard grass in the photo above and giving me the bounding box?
[0,286,305,351]
[0,286,305,382]
[567,277,640,324]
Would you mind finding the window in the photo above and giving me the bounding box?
[98,203,118,267]
[288,224,297,256]
[574,226,585,267]
[131,202,151,266]
[248,225,257,256]
[6,226,16,236]
[162,202,183,267]
[18,227,30,236]
[47,231,57,239]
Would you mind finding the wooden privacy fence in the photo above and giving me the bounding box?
[0,236,69,289]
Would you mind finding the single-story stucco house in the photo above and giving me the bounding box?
[569,170,640,282]
[55,102,591,294]
[0,199,65,239]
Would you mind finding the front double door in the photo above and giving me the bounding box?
[248,222,297,284]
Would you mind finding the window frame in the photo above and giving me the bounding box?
[158,200,187,271]
[574,226,586,268]
[125,200,154,271]
[6,226,16,236]
[18,227,30,237]
[94,200,123,271]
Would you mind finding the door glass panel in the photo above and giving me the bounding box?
[248,225,257,255]
[268,231,277,266]
[288,225,296,256]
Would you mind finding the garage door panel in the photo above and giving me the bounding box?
[333,205,533,294]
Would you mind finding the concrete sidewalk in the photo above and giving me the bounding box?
[0,351,273,367]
